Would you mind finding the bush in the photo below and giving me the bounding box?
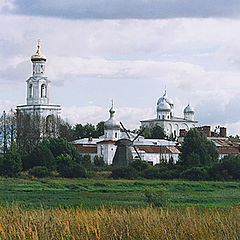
[208,154,240,180]
[22,143,55,170]
[180,166,209,181]
[111,167,139,179]
[29,166,50,178]
[57,153,87,178]
[143,166,179,180]
[144,187,169,207]
[94,156,105,167]
[0,144,22,177]
[129,159,151,172]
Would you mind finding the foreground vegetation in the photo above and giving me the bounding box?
[0,178,239,209]
[0,205,239,239]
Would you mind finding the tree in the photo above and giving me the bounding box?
[141,124,166,139]
[59,121,75,141]
[96,121,105,137]
[22,142,55,170]
[179,128,219,168]
[0,143,22,177]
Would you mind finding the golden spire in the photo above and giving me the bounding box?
[31,39,46,62]
[36,39,40,55]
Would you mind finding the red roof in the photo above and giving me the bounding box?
[136,145,180,154]
[218,148,239,154]
[74,145,97,154]
[97,140,116,144]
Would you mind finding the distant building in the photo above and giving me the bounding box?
[73,103,180,165]
[141,90,198,138]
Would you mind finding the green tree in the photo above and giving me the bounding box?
[22,143,55,170]
[179,129,219,168]
[141,124,166,139]
[96,121,105,137]
[0,143,22,177]
[59,121,75,141]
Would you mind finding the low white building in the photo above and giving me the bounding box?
[72,103,180,165]
[141,90,198,138]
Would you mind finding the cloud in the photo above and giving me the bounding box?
[6,0,240,19]
[1,15,240,134]
[62,105,155,130]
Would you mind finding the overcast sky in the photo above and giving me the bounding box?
[1,0,240,135]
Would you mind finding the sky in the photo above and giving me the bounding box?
[1,0,240,135]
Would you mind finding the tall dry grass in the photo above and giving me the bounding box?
[0,205,239,239]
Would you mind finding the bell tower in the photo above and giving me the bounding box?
[17,41,61,147]
[27,40,50,105]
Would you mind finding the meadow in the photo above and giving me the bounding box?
[0,177,239,209]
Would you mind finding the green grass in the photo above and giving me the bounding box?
[0,177,239,209]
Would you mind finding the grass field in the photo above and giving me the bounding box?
[0,205,239,239]
[0,177,239,209]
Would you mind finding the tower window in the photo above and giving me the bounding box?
[41,84,47,98]
[115,132,117,138]
[29,84,33,98]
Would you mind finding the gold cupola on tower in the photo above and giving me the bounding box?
[31,40,46,62]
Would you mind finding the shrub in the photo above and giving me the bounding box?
[208,154,240,180]
[111,167,139,179]
[0,143,22,177]
[129,159,151,172]
[180,166,209,181]
[29,166,50,178]
[144,187,169,207]
[94,156,105,167]
[22,143,55,170]
[57,153,87,178]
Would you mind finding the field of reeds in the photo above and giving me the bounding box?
[0,205,239,239]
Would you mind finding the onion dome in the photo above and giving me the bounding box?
[157,90,174,107]
[31,40,46,62]
[104,102,120,130]
[157,98,171,112]
[184,104,194,113]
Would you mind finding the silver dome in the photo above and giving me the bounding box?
[104,105,120,130]
[157,99,171,112]
[184,104,194,113]
[157,90,174,107]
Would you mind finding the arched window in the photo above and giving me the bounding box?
[41,84,47,98]
[29,84,33,98]
[46,115,55,134]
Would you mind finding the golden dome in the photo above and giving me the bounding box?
[31,40,46,62]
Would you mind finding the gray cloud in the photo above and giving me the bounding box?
[9,0,240,19]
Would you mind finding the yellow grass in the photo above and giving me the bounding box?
[0,205,239,239]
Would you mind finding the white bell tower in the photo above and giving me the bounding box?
[17,40,61,139]
[27,40,50,105]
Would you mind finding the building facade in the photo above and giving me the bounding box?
[73,103,180,165]
[141,90,198,138]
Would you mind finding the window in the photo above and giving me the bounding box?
[115,132,117,138]
[41,84,47,98]
[29,84,33,98]
[46,115,55,134]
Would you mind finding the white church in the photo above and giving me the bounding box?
[73,102,181,166]
[141,91,198,138]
